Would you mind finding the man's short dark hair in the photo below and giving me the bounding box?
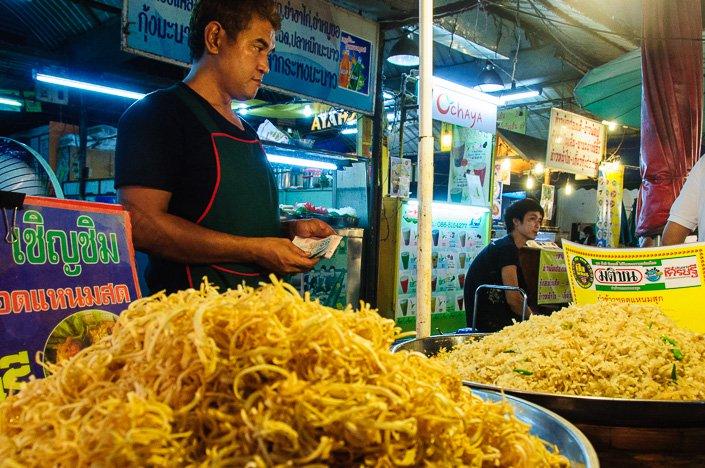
[504,198,544,232]
[188,0,282,61]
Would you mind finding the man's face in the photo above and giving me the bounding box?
[216,16,276,101]
[514,210,543,240]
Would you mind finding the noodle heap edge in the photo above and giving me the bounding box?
[0,278,567,467]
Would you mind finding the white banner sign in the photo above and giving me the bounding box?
[432,77,497,133]
[545,108,606,178]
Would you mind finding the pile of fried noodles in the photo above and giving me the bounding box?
[0,278,567,467]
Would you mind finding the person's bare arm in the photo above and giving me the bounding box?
[662,221,692,246]
[119,186,318,274]
[500,265,533,319]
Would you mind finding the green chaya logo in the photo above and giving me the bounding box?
[571,256,594,289]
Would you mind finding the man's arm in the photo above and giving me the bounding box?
[119,186,318,274]
[500,265,533,319]
[662,221,692,246]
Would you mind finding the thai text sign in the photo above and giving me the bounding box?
[266,0,379,114]
[122,0,192,66]
[545,108,606,178]
[432,77,497,133]
[596,161,624,247]
[563,240,705,333]
[0,197,140,399]
[537,248,572,305]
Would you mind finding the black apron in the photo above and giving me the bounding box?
[172,86,280,290]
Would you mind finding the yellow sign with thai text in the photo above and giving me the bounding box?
[563,240,705,333]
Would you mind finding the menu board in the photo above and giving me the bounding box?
[395,202,488,320]
[545,108,606,178]
[0,197,140,400]
[563,241,705,333]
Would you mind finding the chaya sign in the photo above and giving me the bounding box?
[432,77,498,134]
[0,197,140,400]
[563,240,705,333]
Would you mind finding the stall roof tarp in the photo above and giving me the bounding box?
[497,129,548,162]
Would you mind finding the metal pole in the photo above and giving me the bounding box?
[416,0,434,338]
[78,93,88,200]
[360,28,386,306]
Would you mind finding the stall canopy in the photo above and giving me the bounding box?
[574,33,705,130]
[496,129,547,175]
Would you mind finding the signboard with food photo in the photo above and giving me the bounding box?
[0,196,140,400]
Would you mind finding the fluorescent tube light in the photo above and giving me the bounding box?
[0,97,22,107]
[432,76,500,105]
[266,155,337,170]
[341,127,358,135]
[35,73,146,100]
[499,90,540,105]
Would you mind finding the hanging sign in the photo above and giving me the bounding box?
[563,240,705,333]
[432,77,498,133]
[540,184,555,221]
[596,161,624,247]
[545,108,606,178]
[265,0,378,115]
[121,0,192,67]
[0,197,140,399]
[497,107,527,134]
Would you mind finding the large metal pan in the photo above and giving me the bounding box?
[472,388,599,467]
[392,334,705,427]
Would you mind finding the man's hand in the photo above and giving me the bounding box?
[284,219,336,239]
[251,237,319,274]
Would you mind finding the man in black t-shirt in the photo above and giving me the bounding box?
[116,0,334,293]
[463,198,544,332]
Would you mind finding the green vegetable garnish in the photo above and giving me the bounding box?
[513,368,534,376]
[560,322,573,330]
[501,349,517,354]
[661,335,677,346]
[648,322,653,329]
[671,364,678,382]
[672,348,684,361]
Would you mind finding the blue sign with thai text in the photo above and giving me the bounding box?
[122,0,192,66]
[265,0,378,114]
[0,197,140,400]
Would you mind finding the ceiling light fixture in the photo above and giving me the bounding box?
[0,97,22,107]
[564,181,573,195]
[387,35,419,67]
[474,61,504,93]
[267,155,337,170]
[499,89,540,105]
[302,104,313,117]
[34,72,145,100]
